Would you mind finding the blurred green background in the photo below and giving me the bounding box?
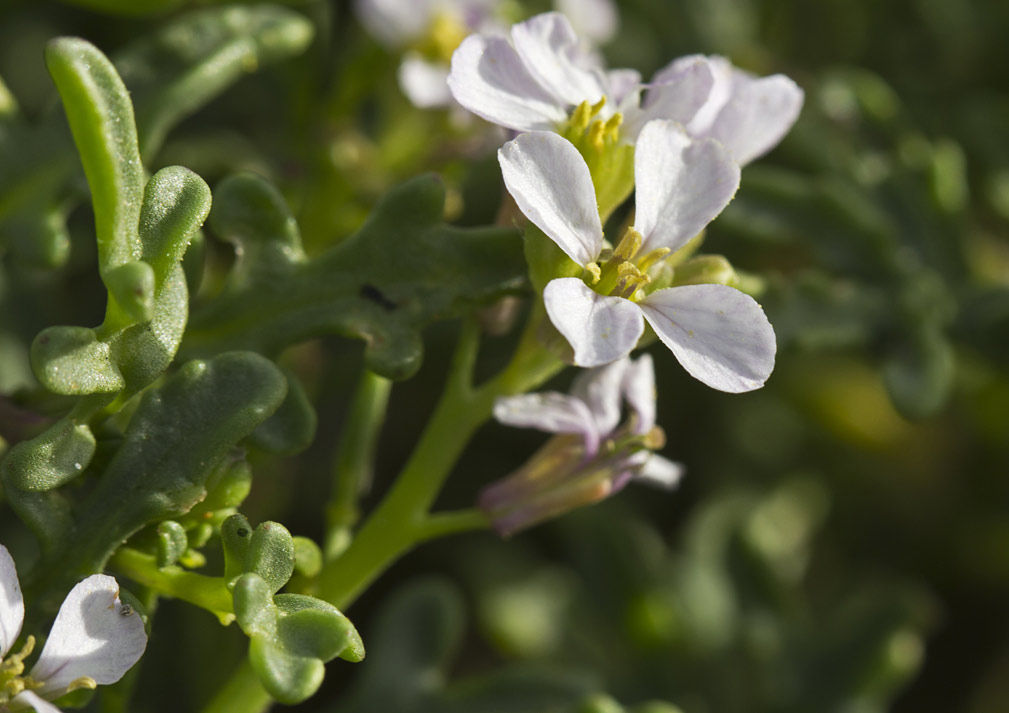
[1,0,1008,711]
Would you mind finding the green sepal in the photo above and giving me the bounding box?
[1,417,95,492]
[667,255,740,289]
[246,521,296,594]
[156,520,188,568]
[524,224,582,295]
[184,174,525,381]
[31,326,124,395]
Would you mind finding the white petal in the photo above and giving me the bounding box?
[555,0,619,44]
[633,120,740,255]
[634,454,685,489]
[494,392,601,455]
[11,690,62,713]
[499,132,603,266]
[511,12,606,107]
[654,54,734,135]
[398,55,453,108]
[639,284,776,393]
[448,34,569,131]
[354,0,435,47]
[704,71,804,165]
[571,358,629,437]
[623,58,714,142]
[544,278,644,367]
[0,544,24,657]
[30,575,147,696]
[622,353,656,434]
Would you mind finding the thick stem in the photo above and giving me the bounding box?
[110,548,234,623]
[324,368,392,559]
[200,659,272,713]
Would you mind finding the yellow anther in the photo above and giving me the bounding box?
[588,120,607,151]
[67,676,98,693]
[603,112,623,139]
[613,227,643,262]
[584,262,602,284]
[643,425,666,450]
[589,96,607,117]
[569,100,593,132]
[617,261,644,279]
[636,247,671,273]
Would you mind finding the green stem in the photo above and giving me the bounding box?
[324,368,392,559]
[200,659,272,713]
[209,312,564,712]
[110,547,234,623]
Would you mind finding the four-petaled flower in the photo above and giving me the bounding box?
[449,11,803,154]
[499,119,777,392]
[481,354,683,536]
[0,546,147,713]
[449,11,715,141]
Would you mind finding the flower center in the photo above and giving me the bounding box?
[587,227,671,300]
[0,635,97,707]
[416,12,469,64]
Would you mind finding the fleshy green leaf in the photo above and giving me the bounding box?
[184,174,525,380]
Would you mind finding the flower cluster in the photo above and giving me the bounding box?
[481,355,682,536]
[0,546,146,713]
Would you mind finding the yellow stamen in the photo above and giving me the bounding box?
[613,227,643,262]
[636,247,671,273]
[584,262,602,284]
[430,13,467,63]
[569,100,593,133]
[589,96,607,117]
[67,676,98,693]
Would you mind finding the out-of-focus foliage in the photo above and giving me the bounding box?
[0,0,1007,712]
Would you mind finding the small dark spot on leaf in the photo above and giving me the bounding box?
[39,335,50,344]
[237,528,250,537]
[360,284,397,311]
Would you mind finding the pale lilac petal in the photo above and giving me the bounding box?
[639,285,776,393]
[633,120,740,255]
[355,0,435,47]
[0,544,24,657]
[494,393,600,455]
[510,12,606,107]
[571,358,629,437]
[398,55,453,108]
[704,72,804,165]
[11,691,62,713]
[556,0,619,44]
[499,132,603,266]
[544,278,644,367]
[448,34,569,131]
[634,454,685,489]
[605,68,643,112]
[623,58,714,141]
[30,575,147,696]
[622,354,656,434]
[654,54,734,135]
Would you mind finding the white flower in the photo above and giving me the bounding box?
[355,0,502,109]
[499,121,776,392]
[650,54,804,165]
[555,0,619,46]
[448,11,715,139]
[0,546,147,713]
[481,355,683,536]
